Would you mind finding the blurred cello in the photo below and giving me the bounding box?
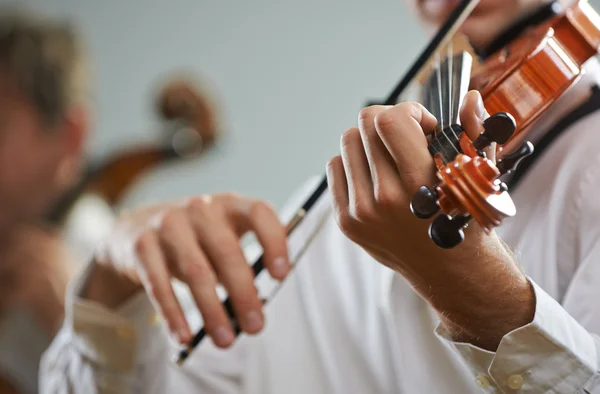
[46,75,221,226]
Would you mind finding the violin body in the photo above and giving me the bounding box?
[472,0,600,153]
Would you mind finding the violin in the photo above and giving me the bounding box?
[46,75,220,225]
[176,0,600,362]
[410,0,600,248]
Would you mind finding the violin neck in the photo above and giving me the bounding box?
[422,51,472,130]
[421,51,473,164]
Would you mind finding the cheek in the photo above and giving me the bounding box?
[0,133,58,197]
[0,138,33,186]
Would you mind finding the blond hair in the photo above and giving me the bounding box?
[0,8,90,126]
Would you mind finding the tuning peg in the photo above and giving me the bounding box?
[410,185,440,219]
[429,214,472,249]
[497,141,534,176]
[473,112,517,151]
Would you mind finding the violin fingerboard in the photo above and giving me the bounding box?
[421,51,473,165]
[421,51,473,128]
[428,124,465,165]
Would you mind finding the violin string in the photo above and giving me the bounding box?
[448,42,453,126]
[434,53,453,157]
[434,46,460,158]
[435,53,445,131]
[445,41,462,152]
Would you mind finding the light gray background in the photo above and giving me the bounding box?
[6,0,600,209]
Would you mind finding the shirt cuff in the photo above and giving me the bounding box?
[435,278,598,393]
[64,261,169,373]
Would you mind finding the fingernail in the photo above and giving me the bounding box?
[171,328,188,344]
[475,92,486,119]
[271,257,289,278]
[214,327,234,346]
[244,310,263,332]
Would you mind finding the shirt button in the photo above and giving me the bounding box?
[475,375,490,389]
[116,326,134,340]
[148,312,162,326]
[508,374,524,389]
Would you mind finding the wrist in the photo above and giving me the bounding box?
[415,235,535,350]
[437,273,535,350]
[82,261,142,309]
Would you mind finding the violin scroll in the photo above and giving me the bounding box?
[426,145,533,249]
[411,111,516,220]
[410,109,533,249]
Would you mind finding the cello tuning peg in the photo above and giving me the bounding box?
[496,141,535,176]
[410,185,440,219]
[473,112,517,151]
[429,214,472,249]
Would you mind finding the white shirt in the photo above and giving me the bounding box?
[61,194,116,264]
[40,61,600,394]
[0,194,114,394]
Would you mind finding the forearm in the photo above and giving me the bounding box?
[413,233,535,351]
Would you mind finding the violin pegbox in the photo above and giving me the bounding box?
[411,111,534,248]
[409,50,533,248]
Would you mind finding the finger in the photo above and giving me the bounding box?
[326,155,349,223]
[374,103,438,192]
[358,106,404,205]
[340,127,375,218]
[459,90,488,140]
[459,90,495,161]
[223,196,290,281]
[188,198,264,335]
[158,209,234,348]
[135,230,191,343]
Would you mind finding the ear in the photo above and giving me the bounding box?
[54,104,89,187]
[62,104,89,157]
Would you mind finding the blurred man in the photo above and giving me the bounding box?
[43,0,600,393]
[0,9,90,394]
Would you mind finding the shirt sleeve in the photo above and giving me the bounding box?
[44,253,265,394]
[39,260,177,394]
[435,278,600,393]
[435,156,600,393]
[40,260,255,394]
